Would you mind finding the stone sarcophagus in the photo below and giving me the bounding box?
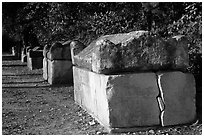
[21,46,32,62]
[27,46,43,70]
[43,41,73,85]
[43,44,52,81]
[71,31,196,132]
[72,31,189,74]
[21,47,27,62]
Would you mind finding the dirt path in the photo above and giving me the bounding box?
[2,58,106,135]
[2,55,202,135]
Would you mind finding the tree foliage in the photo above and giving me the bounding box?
[167,3,202,74]
[2,2,202,74]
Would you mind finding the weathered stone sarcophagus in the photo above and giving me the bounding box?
[21,46,32,63]
[71,31,196,132]
[43,41,73,85]
[11,44,21,59]
[43,44,52,80]
[12,46,16,56]
[27,46,43,70]
[21,47,27,62]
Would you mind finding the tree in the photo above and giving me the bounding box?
[3,2,202,74]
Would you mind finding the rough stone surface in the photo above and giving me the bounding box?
[29,50,43,58]
[27,57,43,70]
[43,44,52,57]
[62,40,72,46]
[22,47,26,54]
[72,31,148,73]
[62,40,72,60]
[26,46,32,53]
[12,47,16,56]
[21,48,27,62]
[27,48,43,70]
[70,40,86,64]
[43,58,48,80]
[21,55,27,62]
[47,42,72,60]
[43,41,73,84]
[47,59,73,84]
[27,53,31,68]
[70,40,86,56]
[43,44,51,80]
[72,31,189,74]
[73,66,196,131]
[26,47,33,65]
[166,35,189,69]
[73,66,161,128]
[32,46,43,51]
[159,71,196,126]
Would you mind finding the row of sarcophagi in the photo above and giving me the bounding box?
[20,30,196,132]
[21,30,191,85]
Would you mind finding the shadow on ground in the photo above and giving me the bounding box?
[2,80,46,84]
[2,83,74,89]
[2,74,43,76]
[2,64,27,67]
[2,55,20,61]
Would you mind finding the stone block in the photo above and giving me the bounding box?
[159,71,196,126]
[26,46,32,53]
[43,44,51,80]
[12,47,16,55]
[73,66,196,132]
[27,57,43,70]
[21,54,27,62]
[70,40,86,64]
[27,54,31,68]
[22,47,26,54]
[72,31,189,74]
[21,48,27,62]
[62,40,72,46]
[29,50,43,58]
[42,41,73,84]
[47,42,72,60]
[166,35,189,69]
[73,66,161,129]
[27,48,43,70]
[32,46,43,51]
[26,47,32,65]
[47,59,73,84]
[43,57,48,80]
[43,44,52,57]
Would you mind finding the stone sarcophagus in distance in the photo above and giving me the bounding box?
[43,41,73,85]
[27,46,43,70]
[71,31,196,132]
[21,47,27,62]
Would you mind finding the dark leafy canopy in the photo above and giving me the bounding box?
[2,2,202,74]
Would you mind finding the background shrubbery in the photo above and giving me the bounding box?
[2,2,202,75]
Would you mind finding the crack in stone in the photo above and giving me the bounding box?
[156,73,165,127]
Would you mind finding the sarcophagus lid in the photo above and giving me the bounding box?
[72,31,189,74]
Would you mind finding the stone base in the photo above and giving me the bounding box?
[159,72,196,126]
[21,48,27,62]
[27,57,43,70]
[21,54,27,62]
[73,66,196,132]
[12,47,16,56]
[47,59,73,85]
[43,58,48,80]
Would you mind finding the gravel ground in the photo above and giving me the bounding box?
[2,55,202,135]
